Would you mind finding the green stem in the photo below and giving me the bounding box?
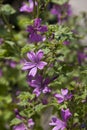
[36,0,39,18]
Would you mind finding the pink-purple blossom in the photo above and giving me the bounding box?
[22,50,47,77]
[20,0,37,13]
[5,60,17,68]
[0,69,3,77]
[49,116,66,130]
[49,108,72,130]
[13,118,34,130]
[13,110,34,130]
[26,18,48,43]
[54,89,72,103]
[77,51,87,65]
[27,74,51,97]
[0,38,4,44]
[51,3,72,24]
[63,41,70,45]
[61,108,72,122]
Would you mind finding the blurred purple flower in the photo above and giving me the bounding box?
[51,3,72,24]
[63,41,70,45]
[77,51,87,65]
[13,117,34,130]
[20,0,37,13]
[22,50,47,77]
[27,18,48,43]
[13,119,34,130]
[54,89,72,103]
[27,74,51,97]
[0,69,3,77]
[0,38,4,45]
[49,108,72,130]
[5,60,17,68]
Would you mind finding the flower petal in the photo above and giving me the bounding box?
[38,26,48,32]
[43,87,51,93]
[36,50,44,60]
[29,33,42,43]
[37,61,47,70]
[33,88,41,97]
[54,94,64,103]
[22,62,35,70]
[27,52,36,62]
[61,89,68,96]
[29,67,37,77]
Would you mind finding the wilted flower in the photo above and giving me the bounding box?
[22,50,47,77]
[27,74,51,96]
[51,3,72,24]
[49,108,72,130]
[27,18,48,43]
[54,89,72,103]
[20,0,37,13]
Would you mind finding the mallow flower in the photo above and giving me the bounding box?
[13,109,34,130]
[20,0,37,13]
[49,108,72,130]
[77,51,87,65]
[13,118,34,130]
[54,89,72,103]
[0,38,3,44]
[0,69,3,77]
[26,18,48,43]
[27,74,51,97]
[22,50,47,77]
[51,3,72,24]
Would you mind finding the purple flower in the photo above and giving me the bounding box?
[20,0,37,13]
[28,118,35,128]
[51,3,72,24]
[63,41,70,45]
[49,108,72,130]
[27,74,51,96]
[0,38,4,44]
[49,116,66,130]
[27,18,48,43]
[13,123,26,130]
[0,69,3,77]
[54,89,72,103]
[61,108,72,122]
[13,118,34,130]
[22,50,47,77]
[5,60,17,68]
[77,51,87,65]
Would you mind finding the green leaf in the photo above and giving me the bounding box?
[0,49,7,58]
[10,118,22,126]
[21,44,35,55]
[35,103,45,112]
[51,0,69,5]
[0,4,16,15]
